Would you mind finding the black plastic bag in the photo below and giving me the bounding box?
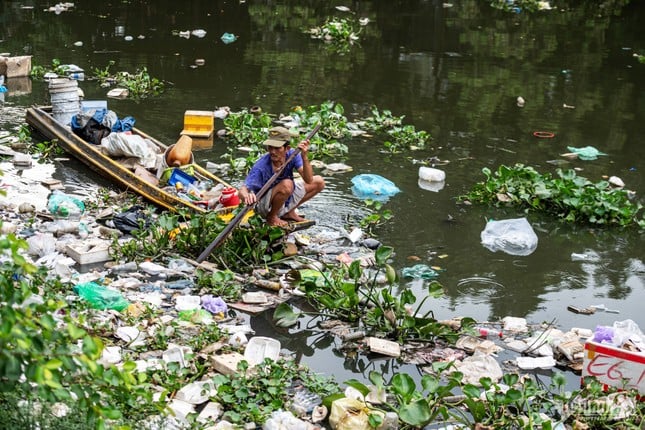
[112,205,151,234]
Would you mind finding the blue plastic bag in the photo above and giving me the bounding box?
[351,174,400,201]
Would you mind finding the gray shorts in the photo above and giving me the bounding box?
[256,179,306,218]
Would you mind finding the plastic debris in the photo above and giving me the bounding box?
[244,336,281,366]
[175,295,201,311]
[516,356,556,370]
[263,410,309,430]
[47,190,85,219]
[202,295,227,314]
[418,166,445,182]
[452,353,503,385]
[73,282,129,311]
[480,217,538,256]
[350,174,400,201]
[401,264,439,279]
[565,146,607,160]
[191,29,207,38]
[220,32,237,44]
[502,316,528,332]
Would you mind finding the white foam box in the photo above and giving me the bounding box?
[65,239,111,265]
[211,352,246,376]
[367,337,401,357]
[581,340,645,396]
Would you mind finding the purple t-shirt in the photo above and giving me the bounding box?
[244,149,303,205]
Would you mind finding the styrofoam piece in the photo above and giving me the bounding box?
[244,336,281,366]
[175,295,201,311]
[418,166,446,182]
[516,356,556,370]
[175,381,217,404]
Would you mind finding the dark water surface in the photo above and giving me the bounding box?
[1,1,644,385]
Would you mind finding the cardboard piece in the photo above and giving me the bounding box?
[0,55,32,77]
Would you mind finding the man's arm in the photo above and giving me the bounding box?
[297,139,314,184]
[238,184,256,205]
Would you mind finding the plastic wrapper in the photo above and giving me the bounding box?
[350,174,400,201]
[113,205,151,234]
[202,295,227,314]
[73,282,129,311]
[480,217,538,256]
[47,190,85,219]
[401,264,439,279]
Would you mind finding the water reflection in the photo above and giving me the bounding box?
[1,0,644,388]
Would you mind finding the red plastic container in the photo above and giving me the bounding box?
[219,187,240,207]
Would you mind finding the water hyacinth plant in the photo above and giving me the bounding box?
[307,17,362,54]
[462,164,644,228]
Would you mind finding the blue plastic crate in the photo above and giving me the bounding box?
[167,168,197,187]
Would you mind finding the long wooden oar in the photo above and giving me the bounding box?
[196,123,321,263]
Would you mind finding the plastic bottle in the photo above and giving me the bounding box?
[78,222,89,239]
[68,72,85,81]
[476,326,503,338]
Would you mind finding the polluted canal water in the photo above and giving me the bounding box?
[0,0,644,428]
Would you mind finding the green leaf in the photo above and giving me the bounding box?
[345,379,370,397]
[391,373,416,401]
[273,303,301,327]
[44,358,63,370]
[67,323,86,339]
[399,398,432,426]
[375,246,393,265]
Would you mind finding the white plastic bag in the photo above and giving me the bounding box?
[480,217,538,256]
[101,132,158,168]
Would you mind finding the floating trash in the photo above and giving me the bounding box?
[565,146,607,161]
[221,32,237,44]
[351,174,400,201]
[401,264,439,279]
[192,29,207,38]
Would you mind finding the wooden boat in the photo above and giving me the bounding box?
[25,106,314,230]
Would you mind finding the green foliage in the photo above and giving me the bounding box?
[109,210,286,272]
[195,268,243,302]
[212,359,340,425]
[359,199,394,233]
[344,370,644,429]
[285,246,458,344]
[0,225,165,428]
[30,58,69,79]
[91,61,166,100]
[462,164,645,228]
[307,17,362,54]
[218,102,429,176]
[357,106,430,153]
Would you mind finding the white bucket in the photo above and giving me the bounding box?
[48,78,80,126]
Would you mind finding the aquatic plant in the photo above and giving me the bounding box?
[462,164,644,228]
[91,61,166,100]
[212,359,339,425]
[359,199,394,235]
[307,17,362,54]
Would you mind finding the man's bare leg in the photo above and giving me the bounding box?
[266,180,292,227]
[282,176,325,222]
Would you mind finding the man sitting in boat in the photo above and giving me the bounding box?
[238,126,325,227]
